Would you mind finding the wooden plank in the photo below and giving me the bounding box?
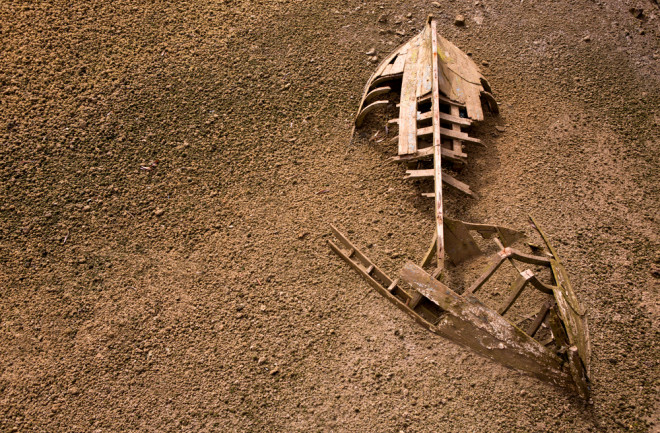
[465,251,508,294]
[400,262,573,389]
[526,300,554,337]
[355,100,389,127]
[418,110,472,126]
[530,216,589,377]
[416,26,433,98]
[398,39,422,155]
[497,270,532,315]
[417,92,465,108]
[405,169,434,178]
[567,346,590,400]
[430,18,444,270]
[420,231,438,268]
[329,225,392,286]
[449,105,464,157]
[442,172,475,197]
[389,52,407,75]
[417,125,482,145]
[392,146,467,164]
[389,111,472,127]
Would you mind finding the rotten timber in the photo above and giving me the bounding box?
[328,224,590,398]
[335,16,590,399]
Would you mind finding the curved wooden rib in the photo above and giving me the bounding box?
[355,100,389,127]
[364,86,392,103]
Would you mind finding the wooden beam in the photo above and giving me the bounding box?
[400,262,573,388]
[449,105,464,158]
[417,91,465,108]
[398,40,422,155]
[417,125,482,145]
[391,146,467,163]
[430,18,444,270]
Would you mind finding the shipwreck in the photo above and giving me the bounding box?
[329,17,591,400]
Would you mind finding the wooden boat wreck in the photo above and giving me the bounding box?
[329,17,591,400]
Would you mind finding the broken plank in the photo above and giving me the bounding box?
[417,92,465,108]
[418,110,472,126]
[389,111,472,127]
[497,270,532,315]
[392,146,467,164]
[526,300,554,337]
[442,172,476,197]
[417,125,482,145]
[400,262,573,389]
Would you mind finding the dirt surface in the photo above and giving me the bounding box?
[1,0,659,431]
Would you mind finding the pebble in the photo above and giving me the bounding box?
[365,48,376,56]
[270,367,280,375]
[369,55,379,63]
[481,60,489,67]
[432,1,441,7]
[154,208,164,216]
[582,35,591,42]
[454,15,465,26]
[495,125,506,132]
[378,14,388,23]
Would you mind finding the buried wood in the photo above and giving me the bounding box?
[334,15,590,400]
[327,226,589,396]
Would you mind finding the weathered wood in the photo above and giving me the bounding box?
[434,34,489,120]
[328,227,446,336]
[465,251,508,294]
[389,52,407,75]
[430,18,444,271]
[529,216,590,376]
[398,38,422,155]
[497,270,532,315]
[567,346,590,400]
[400,263,573,388]
[370,73,403,88]
[421,110,472,126]
[392,145,467,164]
[417,125,482,145]
[389,110,472,127]
[526,300,554,337]
[364,86,392,103]
[405,169,435,178]
[355,100,389,127]
[443,218,482,265]
[417,92,465,108]
[420,231,438,268]
[405,170,474,198]
[442,172,475,197]
[416,25,433,98]
[449,105,464,158]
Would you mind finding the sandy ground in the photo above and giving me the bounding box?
[1,0,659,431]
